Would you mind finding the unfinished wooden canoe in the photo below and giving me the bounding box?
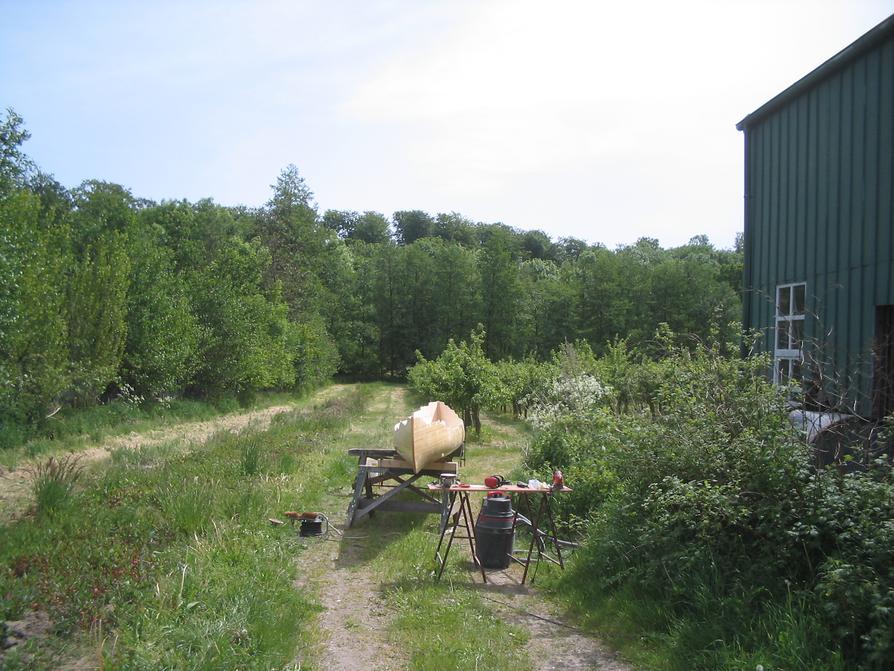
[393,401,465,473]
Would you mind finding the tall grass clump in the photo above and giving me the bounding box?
[526,333,894,669]
[240,439,262,476]
[30,455,84,517]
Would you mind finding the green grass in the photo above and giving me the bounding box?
[30,455,85,518]
[0,385,367,669]
[1,384,540,669]
[391,580,530,671]
[358,511,532,671]
[537,557,849,671]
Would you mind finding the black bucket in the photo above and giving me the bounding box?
[475,496,515,569]
[299,517,324,537]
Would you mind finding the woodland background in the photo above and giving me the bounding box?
[0,108,742,447]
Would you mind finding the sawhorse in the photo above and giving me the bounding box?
[345,448,457,528]
[433,488,487,582]
[430,484,572,584]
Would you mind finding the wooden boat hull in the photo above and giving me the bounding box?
[393,401,465,473]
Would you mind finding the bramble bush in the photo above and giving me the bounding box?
[526,335,894,669]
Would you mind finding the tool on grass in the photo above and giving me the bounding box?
[283,511,342,538]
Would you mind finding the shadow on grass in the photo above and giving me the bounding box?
[332,509,432,569]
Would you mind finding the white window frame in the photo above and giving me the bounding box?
[774,282,806,384]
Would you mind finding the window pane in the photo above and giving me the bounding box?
[791,319,804,349]
[777,321,790,350]
[793,284,805,315]
[791,359,802,381]
[777,287,790,316]
[777,358,789,383]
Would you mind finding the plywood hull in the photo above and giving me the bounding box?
[393,401,465,473]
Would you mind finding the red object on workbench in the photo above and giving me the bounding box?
[435,483,571,493]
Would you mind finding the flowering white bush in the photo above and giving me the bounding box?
[526,374,613,429]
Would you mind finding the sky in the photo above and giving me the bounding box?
[2,0,892,249]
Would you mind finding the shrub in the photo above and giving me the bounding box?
[486,357,548,418]
[530,337,894,667]
[526,373,613,430]
[408,326,492,434]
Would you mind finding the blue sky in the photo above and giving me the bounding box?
[2,0,892,248]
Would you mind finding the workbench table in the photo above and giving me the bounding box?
[430,483,572,584]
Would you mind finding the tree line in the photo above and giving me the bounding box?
[0,109,742,445]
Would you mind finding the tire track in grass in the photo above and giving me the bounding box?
[0,386,349,523]
[294,385,631,670]
[293,384,409,671]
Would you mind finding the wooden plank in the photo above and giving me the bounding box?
[370,458,458,473]
[403,482,442,505]
[345,466,370,529]
[354,472,425,518]
[347,448,397,457]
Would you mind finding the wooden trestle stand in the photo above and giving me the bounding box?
[344,448,461,528]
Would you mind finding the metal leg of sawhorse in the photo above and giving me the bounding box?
[434,491,487,583]
[512,493,565,585]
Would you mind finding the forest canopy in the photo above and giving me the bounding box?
[0,109,742,445]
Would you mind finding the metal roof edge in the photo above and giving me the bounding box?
[736,12,894,131]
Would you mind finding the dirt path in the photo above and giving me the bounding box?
[297,386,631,671]
[296,529,406,671]
[0,386,347,522]
[295,385,409,671]
[479,571,631,671]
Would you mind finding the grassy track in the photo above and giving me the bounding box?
[1,383,621,670]
[1,385,363,668]
[0,391,309,470]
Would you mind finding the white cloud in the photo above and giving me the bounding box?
[335,0,892,245]
[3,0,892,247]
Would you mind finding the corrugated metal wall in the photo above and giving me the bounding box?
[743,36,894,415]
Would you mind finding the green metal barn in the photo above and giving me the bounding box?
[737,13,894,420]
